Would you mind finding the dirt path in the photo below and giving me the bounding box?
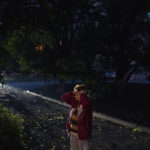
[0,87,150,150]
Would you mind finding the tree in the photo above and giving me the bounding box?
[0,0,100,82]
[0,0,57,75]
[90,0,150,87]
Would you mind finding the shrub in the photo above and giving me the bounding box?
[0,104,26,150]
[84,78,112,100]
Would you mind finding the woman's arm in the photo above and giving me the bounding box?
[61,91,77,106]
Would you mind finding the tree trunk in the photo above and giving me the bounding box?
[114,65,137,93]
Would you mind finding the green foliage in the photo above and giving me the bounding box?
[84,77,111,100]
[51,145,56,150]
[3,25,56,73]
[0,44,17,71]
[0,104,26,150]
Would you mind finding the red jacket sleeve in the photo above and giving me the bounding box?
[61,91,77,107]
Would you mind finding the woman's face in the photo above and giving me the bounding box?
[75,91,80,101]
[75,90,87,101]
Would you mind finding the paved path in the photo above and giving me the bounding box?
[0,87,150,150]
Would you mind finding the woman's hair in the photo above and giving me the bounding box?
[74,84,88,92]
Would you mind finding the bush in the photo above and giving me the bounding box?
[0,104,26,150]
[84,78,112,100]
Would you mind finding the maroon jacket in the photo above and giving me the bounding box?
[61,91,93,140]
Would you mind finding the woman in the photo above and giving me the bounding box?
[61,84,93,150]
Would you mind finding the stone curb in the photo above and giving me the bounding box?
[26,90,150,135]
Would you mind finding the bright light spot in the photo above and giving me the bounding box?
[35,45,43,51]
[59,40,62,46]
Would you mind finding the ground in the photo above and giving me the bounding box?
[0,86,150,150]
